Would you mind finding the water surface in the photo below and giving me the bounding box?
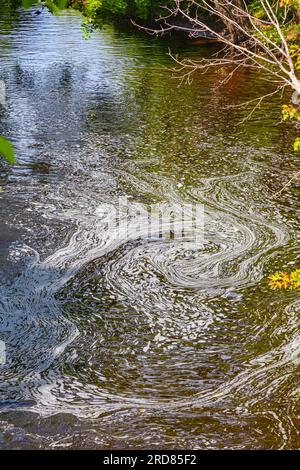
[0,6,300,449]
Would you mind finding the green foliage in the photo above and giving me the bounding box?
[268,269,300,291]
[249,0,266,19]
[250,0,300,22]
[0,136,15,164]
[282,104,300,122]
[281,106,300,153]
[55,0,68,7]
[84,0,103,17]
[72,0,172,22]
[293,137,300,151]
[80,23,92,39]
[45,1,68,13]
[279,0,300,9]
[133,0,152,19]
[250,0,300,47]
[22,0,38,7]
[22,0,69,12]
[254,24,300,48]
[289,44,300,69]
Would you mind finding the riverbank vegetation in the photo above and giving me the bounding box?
[20,0,172,21]
[163,2,300,160]
[68,0,173,22]
[67,2,300,145]
[20,1,300,103]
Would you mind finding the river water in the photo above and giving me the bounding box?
[0,5,300,449]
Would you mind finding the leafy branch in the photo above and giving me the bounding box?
[0,136,15,165]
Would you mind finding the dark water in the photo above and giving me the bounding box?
[0,6,300,449]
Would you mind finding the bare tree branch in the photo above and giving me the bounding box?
[133,1,300,96]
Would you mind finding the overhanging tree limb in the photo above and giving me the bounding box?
[134,0,300,95]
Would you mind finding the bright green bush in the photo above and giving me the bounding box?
[71,0,173,21]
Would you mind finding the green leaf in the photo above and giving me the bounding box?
[293,137,300,152]
[0,136,15,164]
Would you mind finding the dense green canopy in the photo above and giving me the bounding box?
[69,0,174,21]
